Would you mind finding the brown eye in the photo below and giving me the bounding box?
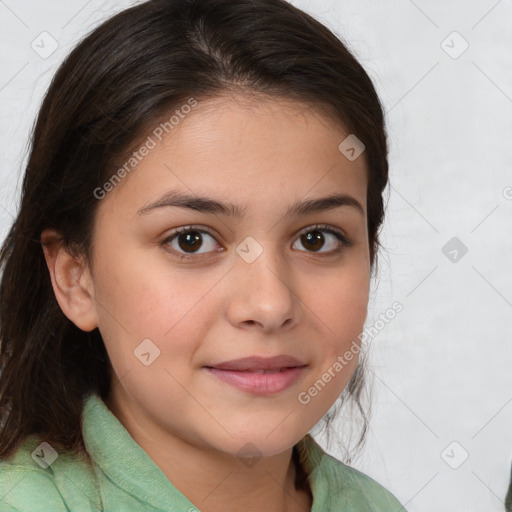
[162,227,220,258]
[177,231,203,253]
[292,225,349,254]
[300,230,325,252]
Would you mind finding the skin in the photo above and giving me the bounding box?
[41,93,370,512]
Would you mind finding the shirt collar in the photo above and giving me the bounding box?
[82,393,329,510]
[82,393,197,510]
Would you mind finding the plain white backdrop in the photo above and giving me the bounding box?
[1,1,511,511]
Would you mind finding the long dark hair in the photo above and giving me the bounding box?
[0,0,388,463]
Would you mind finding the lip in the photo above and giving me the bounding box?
[204,355,307,395]
[206,355,306,371]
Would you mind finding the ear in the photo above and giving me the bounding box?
[40,228,98,332]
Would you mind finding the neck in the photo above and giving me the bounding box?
[106,391,312,512]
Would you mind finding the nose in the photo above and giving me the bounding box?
[225,244,301,333]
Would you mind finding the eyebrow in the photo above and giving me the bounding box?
[136,190,364,218]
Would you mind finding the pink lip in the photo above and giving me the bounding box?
[207,355,305,371]
[204,355,307,395]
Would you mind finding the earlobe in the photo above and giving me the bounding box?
[40,228,98,332]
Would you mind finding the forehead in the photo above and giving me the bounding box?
[97,93,368,219]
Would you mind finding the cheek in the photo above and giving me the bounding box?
[93,253,221,368]
[311,265,369,347]
[303,260,369,405]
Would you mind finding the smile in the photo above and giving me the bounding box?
[204,365,307,395]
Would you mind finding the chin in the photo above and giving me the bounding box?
[213,427,304,460]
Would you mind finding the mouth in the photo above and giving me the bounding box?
[204,355,307,395]
[225,368,296,374]
[205,354,306,372]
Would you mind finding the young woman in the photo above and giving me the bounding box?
[0,0,406,510]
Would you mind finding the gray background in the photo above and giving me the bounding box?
[1,1,511,510]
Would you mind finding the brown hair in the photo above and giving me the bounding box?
[0,0,388,463]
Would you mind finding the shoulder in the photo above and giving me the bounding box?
[298,435,406,511]
[0,436,100,512]
[336,461,405,510]
[321,450,406,511]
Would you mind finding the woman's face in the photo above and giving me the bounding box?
[87,94,370,458]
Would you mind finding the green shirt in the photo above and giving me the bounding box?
[0,394,406,511]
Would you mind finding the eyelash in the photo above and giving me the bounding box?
[160,223,352,261]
